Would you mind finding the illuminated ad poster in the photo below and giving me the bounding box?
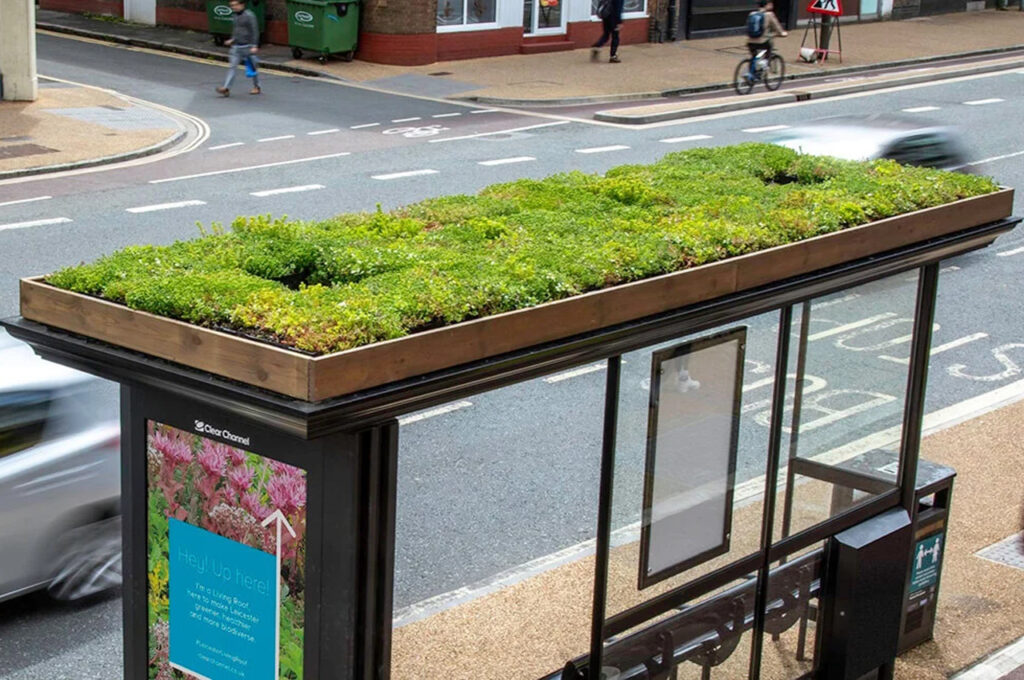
[639,327,746,589]
[146,421,306,680]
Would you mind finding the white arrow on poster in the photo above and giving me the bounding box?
[262,509,297,680]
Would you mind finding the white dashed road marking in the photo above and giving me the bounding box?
[544,363,607,383]
[998,245,1024,258]
[742,124,790,133]
[307,128,340,136]
[258,135,296,143]
[350,123,381,129]
[478,156,536,166]
[0,217,71,231]
[150,152,351,184]
[807,313,896,341]
[902,106,940,113]
[399,401,473,425]
[879,332,989,365]
[0,195,52,208]
[429,120,570,144]
[392,117,422,123]
[432,112,462,118]
[576,145,630,154]
[660,134,713,144]
[963,98,1004,106]
[372,169,439,180]
[965,149,1024,167]
[126,200,206,213]
[470,108,499,114]
[250,184,325,197]
[209,142,244,150]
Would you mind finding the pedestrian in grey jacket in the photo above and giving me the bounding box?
[216,0,261,96]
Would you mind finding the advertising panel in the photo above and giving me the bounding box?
[146,421,306,680]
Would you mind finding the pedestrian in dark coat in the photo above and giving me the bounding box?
[591,0,625,63]
[216,0,261,96]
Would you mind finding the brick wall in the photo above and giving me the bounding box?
[361,0,439,33]
[40,0,123,17]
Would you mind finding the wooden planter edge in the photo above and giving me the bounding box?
[19,189,1014,402]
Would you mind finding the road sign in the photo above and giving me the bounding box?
[807,0,842,14]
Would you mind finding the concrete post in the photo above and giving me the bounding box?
[0,0,38,101]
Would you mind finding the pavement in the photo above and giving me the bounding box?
[0,78,186,179]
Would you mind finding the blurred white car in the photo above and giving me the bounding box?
[770,114,971,171]
[0,330,121,602]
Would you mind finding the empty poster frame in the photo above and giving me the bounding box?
[638,327,746,590]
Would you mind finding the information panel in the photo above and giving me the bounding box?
[639,327,746,589]
[146,421,306,679]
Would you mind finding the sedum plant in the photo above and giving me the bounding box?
[47,144,998,355]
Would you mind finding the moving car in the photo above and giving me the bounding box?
[0,330,121,602]
[769,113,972,171]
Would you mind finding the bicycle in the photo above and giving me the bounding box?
[733,49,785,95]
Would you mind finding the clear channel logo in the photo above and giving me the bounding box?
[294,10,314,23]
[213,4,233,16]
[194,419,251,447]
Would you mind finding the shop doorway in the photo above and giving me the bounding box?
[523,0,566,34]
[123,0,156,24]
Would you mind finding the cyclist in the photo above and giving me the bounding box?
[745,0,787,82]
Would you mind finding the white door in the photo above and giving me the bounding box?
[123,0,156,25]
[523,0,567,34]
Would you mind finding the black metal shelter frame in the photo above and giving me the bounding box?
[3,215,1018,680]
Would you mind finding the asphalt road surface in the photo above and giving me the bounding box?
[0,33,1022,679]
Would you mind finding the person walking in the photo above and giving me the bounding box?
[591,0,625,64]
[745,0,786,81]
[216,0,261,97]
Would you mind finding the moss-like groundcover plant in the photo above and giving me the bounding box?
[48,144,997,355]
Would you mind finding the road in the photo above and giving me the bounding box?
[0,33,1022,679]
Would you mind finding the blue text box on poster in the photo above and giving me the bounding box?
[169,518,276,679]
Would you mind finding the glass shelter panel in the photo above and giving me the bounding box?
[758,545,826,680]
[390,369,605,680]
[775,273,921,542]
[604,313,779,619]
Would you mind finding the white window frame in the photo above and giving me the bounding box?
[436,0,501,29]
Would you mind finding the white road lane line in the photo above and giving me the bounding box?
[807,313,896,341]
[963,98,1004,106]
[250,184,325,197]
[478,156,536,166]
[399,401,473,425]
[433,112,462,118]
[150,152,351,184]
[544,363,607,383]
[392,117,422,123]
[372,169,439,180]
[575,145,630,154]
[350,123,381,129]
[878,332,988,366]
[209,142,244,150]
[902,106,940,113]
[307,128,340,135]
[965,149,1024,167]
[0,195,52,208]
[470,108,499,114]
[997,245,1024,257]
[430,120,570,143]
[660,134,713,143]
[258,135,296,143]
[813,293,860,309]
[126,200,207,213]
[742,124,790,133]
[0,217,71,231]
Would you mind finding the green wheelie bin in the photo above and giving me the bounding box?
[287,0,359,63]
[207,0,266,46]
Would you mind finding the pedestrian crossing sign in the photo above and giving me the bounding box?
[807,0,842,14]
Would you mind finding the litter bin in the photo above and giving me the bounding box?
[287,0,359,63]
[207,0,267,46]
